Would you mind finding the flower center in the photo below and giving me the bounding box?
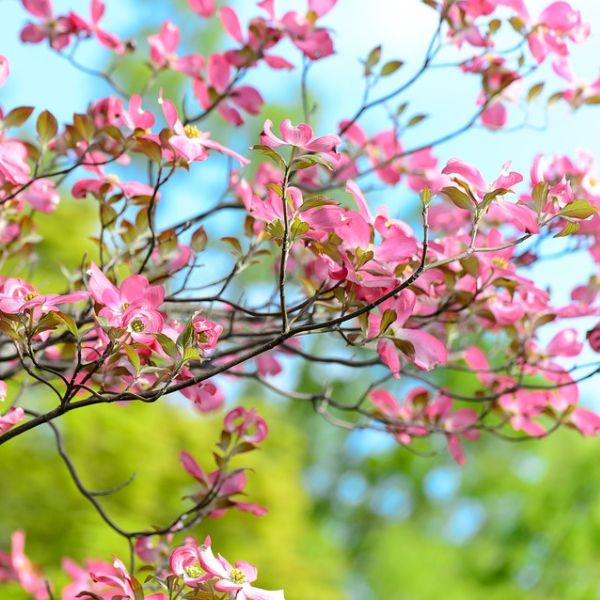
[130,319,145,333]
[491,257,508,269]
[184,565,203,578]
[184,125,201,139]
[24,292,38,301]
[229,568,246,585]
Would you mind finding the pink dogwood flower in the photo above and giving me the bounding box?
[181,381,224,413]
[3,531,49,599]
[260,118,341,156]
[0,406,24,434]
[224,406,269,444]
[0,136,30,186]
[188,0,215,18]
[0,278,88,317]
[528,1,589,65]
[160,94,249,165]
[191,314,223,350]
[20,0,75,50]
[89,556,165,599]
[180,451,267,517]
[148,21,203,76]
[199,539,285,600]
[87,263,165,341]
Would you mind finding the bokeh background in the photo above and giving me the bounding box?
[2,1,600,598]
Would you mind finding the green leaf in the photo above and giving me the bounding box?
[558,200,597,220]
[36,110,58,145]
[191,226,208,252]
[442,186,473,211]
[155,333,178,357]
[221,236,243,254]
[364,45,382,75]
[55,312,80,339]
[298,196,339,212]
[177,320,195,350]
[508,15,526,33]
[1,106,34,128]
[183,346,200,362]
[290,218,310,241]
[123,343,141,374]
[527,82,545,103]
[532,181,549,215]
[380,60,404,77]
[379,309,397,336]
[251,144,286,170]
[480,188,512,212]
[133,138,162,164]
[291,154,333,171]
[407,114,428,128]
[420,187,432,208]
[554,221,580,237]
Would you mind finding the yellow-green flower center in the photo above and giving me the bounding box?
[184,124,201,139]
[130,319,145,333]
[184,565,203,578]
[491,257,508,269]
[229,568,246,585]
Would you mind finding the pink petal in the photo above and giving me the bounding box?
[0,55,9,87]
[219,6,244,43]
[377,338,401,378]
[188,0,215,18]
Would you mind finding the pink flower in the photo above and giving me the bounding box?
[0,380,6,402]
[0,278,88,316]
[148,21,203,76]
[87,263,165,340]
[20,0,74,50]
[19,179,59,213]
[528,1,589,65]
[442,158,523,202]
[260,119,341,156]
[0,137,30,186]
[588,322,600,353]
[179,452,266,517]
[61,557,123,600]
[199,539,285,600]
[377,338,401,378]
[570,408,600,436]
[0,406,24,434]
[160,94,249,165]
[182,381,224,413]
[68,0,126,54]
[546,328,582,357]
[224,406,269,444]
[72,175,155,201]
[0,55,9,87]
[89,556,165,599]
[191,314,223,350]
[122,304,165,343]
[6,531,49,599]
[188,0,215,18]
[169,538,211,585]
[280,6,335,60]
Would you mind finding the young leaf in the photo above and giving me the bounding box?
[442,186,473,210]
[381,60,404,77]
[559,200,597,219]
[36,110,58,144]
